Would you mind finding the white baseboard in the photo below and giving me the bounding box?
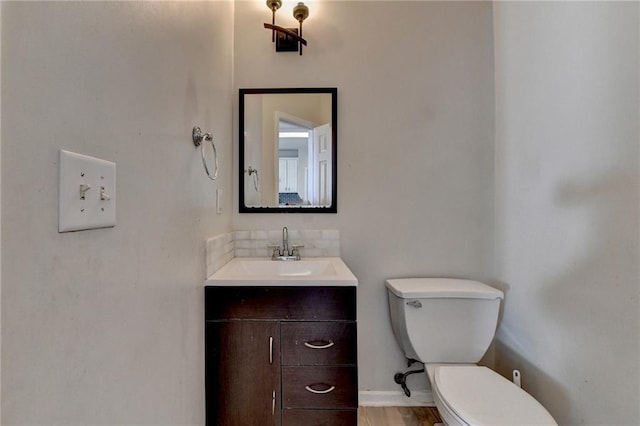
[359,390,435,407]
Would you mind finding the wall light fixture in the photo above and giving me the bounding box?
[264,1,309,56]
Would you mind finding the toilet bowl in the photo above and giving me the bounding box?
[386,278,557,426]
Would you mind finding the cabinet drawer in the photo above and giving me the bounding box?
[282,366,357,409]
[282,409,356,426]
[206,287,356,320]
[281,322,356,366]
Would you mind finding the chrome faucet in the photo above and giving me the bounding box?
[268,226,304,261]
[282,226,289,256]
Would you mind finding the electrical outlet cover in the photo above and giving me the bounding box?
[59,150,116,232]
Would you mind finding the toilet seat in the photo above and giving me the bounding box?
[433,366,557,426]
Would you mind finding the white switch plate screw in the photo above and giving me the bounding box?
[59,150,116,232]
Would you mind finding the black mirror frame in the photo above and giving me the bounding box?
[239,87,338,213]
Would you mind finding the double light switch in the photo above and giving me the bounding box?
[59,150,116,232]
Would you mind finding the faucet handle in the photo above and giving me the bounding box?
[290,245,304,260]
[267,245,281,258]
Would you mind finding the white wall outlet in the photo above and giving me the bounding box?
[59,150,116,232]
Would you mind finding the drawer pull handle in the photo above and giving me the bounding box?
[304,340,335,349]
[269,337,274,364]
[305,384,336,394]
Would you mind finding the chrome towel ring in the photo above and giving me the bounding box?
[245,166,260,191]
[192,126,218,181]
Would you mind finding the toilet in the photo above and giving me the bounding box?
[386,278,557,426]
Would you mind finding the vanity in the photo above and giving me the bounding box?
[210,86,350,424]
[205,257,358,426]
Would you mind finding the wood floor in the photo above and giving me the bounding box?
[358,406,443,426]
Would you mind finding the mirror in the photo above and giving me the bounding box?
[239,88,337,213]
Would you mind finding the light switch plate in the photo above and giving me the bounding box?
[59,150,116,232]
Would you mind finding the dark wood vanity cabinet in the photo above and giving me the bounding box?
[205,286,357,426]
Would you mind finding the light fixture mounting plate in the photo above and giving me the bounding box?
[276,28,300,52]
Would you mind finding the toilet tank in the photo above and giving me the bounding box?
[386,278,503,364]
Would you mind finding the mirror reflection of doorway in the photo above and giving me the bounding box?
[277,118,333,207]
[278,119,310,206]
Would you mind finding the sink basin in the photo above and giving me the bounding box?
[205,257,357,286]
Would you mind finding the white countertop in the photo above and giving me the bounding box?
[205,257,358,287]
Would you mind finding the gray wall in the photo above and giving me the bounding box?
[493,2,640,424]
[1,2,233,423]
[2,1,639,425]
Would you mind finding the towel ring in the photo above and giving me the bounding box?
[192,126,218,181]
[246,166,260,191]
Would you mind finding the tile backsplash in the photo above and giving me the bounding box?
[205,232,234,278]
[205,229,341,277]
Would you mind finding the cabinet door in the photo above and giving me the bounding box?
[279,158,298,193]
[206,321,281,426]
[279,159,287,192]
[286,159,298,192]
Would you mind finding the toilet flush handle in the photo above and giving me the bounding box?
[407,300,422,308]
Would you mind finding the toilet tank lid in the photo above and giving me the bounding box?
[385,278,504,299]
